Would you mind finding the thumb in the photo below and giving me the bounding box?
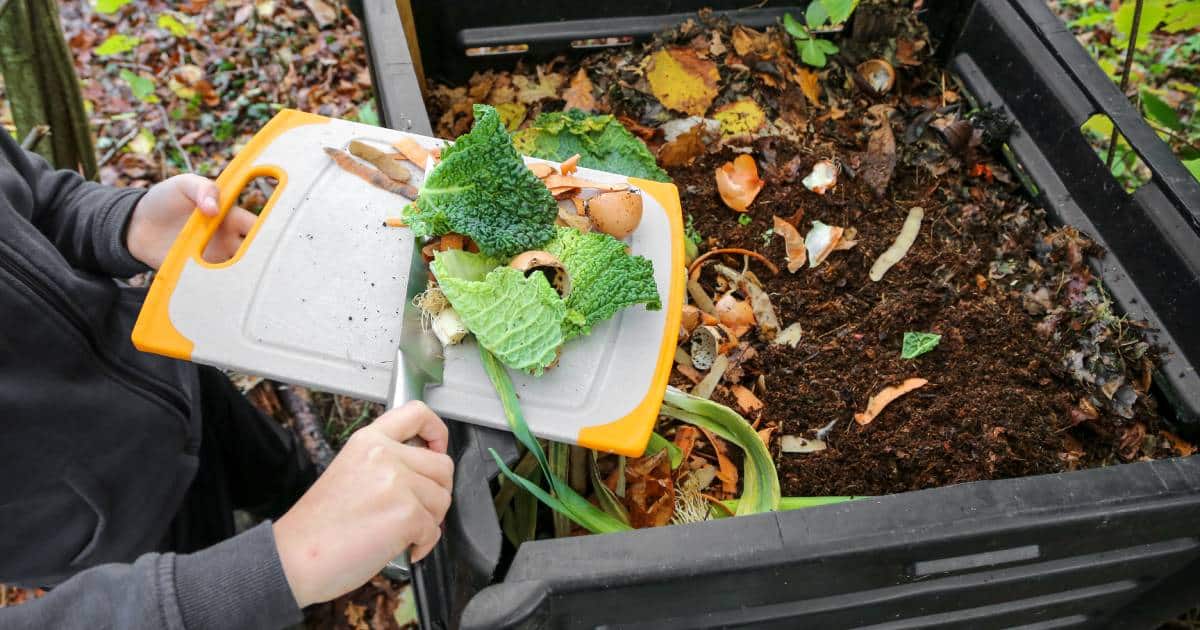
[177,174,220,216]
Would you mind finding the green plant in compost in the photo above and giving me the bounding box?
[783,0,859,68]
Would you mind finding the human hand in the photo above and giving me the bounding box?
[272,402,453,608]
[125,174,258,269]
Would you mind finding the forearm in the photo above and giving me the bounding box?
[0,523,301,630]
[0,128,148,277]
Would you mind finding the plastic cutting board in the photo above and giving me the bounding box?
[132,109,684,456]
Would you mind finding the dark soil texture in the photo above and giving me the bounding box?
[671,134,1172,497]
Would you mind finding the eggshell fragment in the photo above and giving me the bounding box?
[714,293,755,337]
[804,221,844,268]
[714,154,764,212]
[528,162,557,178]
[772,216,806,272]
[857,59,896,94]
[587,190,643,239]
[801,160,838,194]
[509,251,572,298]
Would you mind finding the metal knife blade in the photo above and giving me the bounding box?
[382,236,445,580]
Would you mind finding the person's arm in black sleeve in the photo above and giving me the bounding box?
[0,523,301,630]
[0,128,148,278]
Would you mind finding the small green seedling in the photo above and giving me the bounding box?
[783,0,859,67]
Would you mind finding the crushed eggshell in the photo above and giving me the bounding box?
[715,154,764,212]
[804,221,845,268]
[544,173,629,192]
[801,160,838,194]
[715,293,756,338]
[780,435,827,453]
[772,216,806,272]
[392,136,433,167]
[528,162,556,178]
[774,322,803,347]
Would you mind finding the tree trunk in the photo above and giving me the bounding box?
[0,0,97,178]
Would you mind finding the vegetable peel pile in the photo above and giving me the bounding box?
[417,104,662,374]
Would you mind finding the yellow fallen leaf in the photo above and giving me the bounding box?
[495,102,527,131]
[562,68,596,112]
[731,384,763,414]
[647,48,720,117]
[513,69,565,104]
[713,98,766,138]
[855,378,929,425]
[795,68,822,106]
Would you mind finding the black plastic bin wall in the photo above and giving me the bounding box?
[359,0,1200,627]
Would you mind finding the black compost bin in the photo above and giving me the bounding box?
[358,0,1200,627]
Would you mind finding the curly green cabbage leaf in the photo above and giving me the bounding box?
[544,227,661,339]
[403,104,557,258]
[435,265,565,374]
[429,249,504,283]
[512,110,671,183]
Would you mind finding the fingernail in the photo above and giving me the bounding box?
[201,196,218,212]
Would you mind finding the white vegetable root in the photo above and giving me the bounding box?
[869,207,924,282]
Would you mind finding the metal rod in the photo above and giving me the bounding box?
[1106,0,1143,169]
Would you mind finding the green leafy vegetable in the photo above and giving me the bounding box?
[437,267,565,374]
[512,110,671,182]
[430,249,505,283]
[95,34,140,56]
[660,387,780,516]
[901,332,941,359]
[543,227,661,339]
[482,348,633,534]
[404,104,558,258]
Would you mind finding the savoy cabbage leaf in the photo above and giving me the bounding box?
[512,110,671,183]
[901,332,941,359]
[404,104,558,258]
[544,227,661,339]
[429,249,504,283]
[437,266,565,374]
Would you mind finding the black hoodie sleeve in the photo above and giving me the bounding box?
[0,522,303,630]
[0,129,149,278]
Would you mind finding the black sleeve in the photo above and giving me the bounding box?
[0,128,149,277]
[0,522,303,630]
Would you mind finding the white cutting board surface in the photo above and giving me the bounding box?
[133,109,684,456]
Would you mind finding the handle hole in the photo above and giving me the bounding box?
[1081,113,1152,195]
[202,175,278,264]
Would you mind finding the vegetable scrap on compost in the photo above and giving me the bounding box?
[426,3,1188,525]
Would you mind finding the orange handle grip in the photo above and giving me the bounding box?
[132,109,329,360]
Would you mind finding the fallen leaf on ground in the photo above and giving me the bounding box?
[303,0,337,27]
[698,427,738,495]
[646,47,721,117]
[855,378,929,425]
[658,117,718,167]
[772,216,806,272]
[780,435,827,453]
[795,68,822,106]
[757,425,776,448]
[859,116,897,199]
[713,98,766,138]
[731,384,763,414]
[715,154,764,212]
[562,68,597,112]
[896,38,924,65]
[674,426,701,467]
[344,601,369,630]
[625,449,675,528]
[513,69,565,104]
[495,102,527,130]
